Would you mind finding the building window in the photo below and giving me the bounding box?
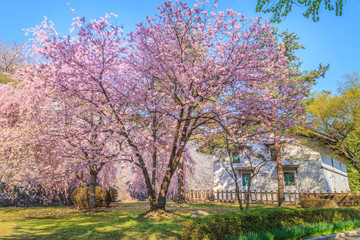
[321,156,332,166]
[233,152,240,163]
[284,172,295,186]
[242,173,251,186]
[270,148,277,161]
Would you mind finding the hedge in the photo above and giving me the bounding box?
[71,187,118,209]
[237,219,360,240]
[181,208,360,240]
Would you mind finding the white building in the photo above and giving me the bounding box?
[184,137,350,194]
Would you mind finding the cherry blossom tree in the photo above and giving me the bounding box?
[127,0,308,211]
[16,0,309,213]
[17,14,127,208]
[0,40,25,73]
[0,72,73,204]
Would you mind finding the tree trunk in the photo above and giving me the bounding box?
[274,133,286,207]
[177,154,186,204]
[122,134,157,210]
[235,182,243,211]
[153,155,181,211]
[89,168,97,209]
[229,158,243,211]
[150,201,166,211]
[144,168,157,210]
[245,177,251,211]
[151,88,157,195]
[76,170,84,188]
[153,173,172,211]
[152,149,157,194]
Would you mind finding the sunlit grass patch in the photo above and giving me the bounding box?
[0,202,217,239]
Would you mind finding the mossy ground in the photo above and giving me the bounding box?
[0,201,276,239]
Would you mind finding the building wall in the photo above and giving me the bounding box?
[213,142,328,192]
[298,138,350,193]
[321,156,350,193]
[184,141,217,190]
[113,138,351,201]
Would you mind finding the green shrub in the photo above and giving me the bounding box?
[71,187,118,209]
[71,188,89,209]
[95,186,118,207]
[236,219,360,240]
[181,208,360,240]
[300,198,338,208]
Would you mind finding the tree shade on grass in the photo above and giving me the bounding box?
[0,202,250,240]
[2,202,360,239]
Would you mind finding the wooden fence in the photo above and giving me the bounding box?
[183,189,351,206]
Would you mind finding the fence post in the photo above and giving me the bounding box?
[314,191,317,199]
[270,190,274,204]
[265,190,268,204]
[217,190,219,202]
[260,190,263,203]
[288,191,292,205]
[254,189,257,204]
[294,191,298,205]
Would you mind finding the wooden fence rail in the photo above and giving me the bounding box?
[183,189,350,205]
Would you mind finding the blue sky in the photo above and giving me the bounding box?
[1,0,359,93]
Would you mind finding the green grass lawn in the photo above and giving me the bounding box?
[237,219,360,240]
[0,201,273,240]
[0,74,14,84]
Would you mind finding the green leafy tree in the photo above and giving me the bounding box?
[301,72,360,191]
[275,30,329,86]
[256,0,347,22]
